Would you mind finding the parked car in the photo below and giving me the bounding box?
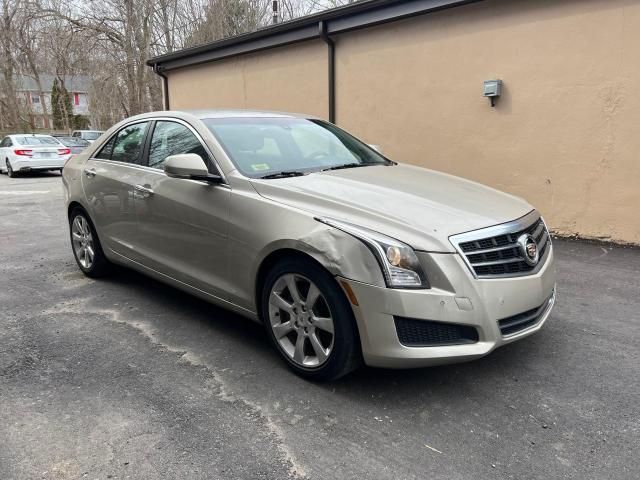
[71,130,104,143]
[56,136,91,154]
[1,134,71,177]
[62,110,556,380]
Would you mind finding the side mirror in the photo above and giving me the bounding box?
[164,154,222,183]
[368,144,382,154]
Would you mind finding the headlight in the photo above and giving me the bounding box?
[316,217,429,289]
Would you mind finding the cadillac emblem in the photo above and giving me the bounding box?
[517,234,539,266]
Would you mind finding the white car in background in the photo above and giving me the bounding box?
[0,134,71,177]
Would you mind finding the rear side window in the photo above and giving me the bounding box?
[95,122,148,164]
[95,137,116,160]
[0,137,12,148]
[148,121,209,170]
[112,123,148,165]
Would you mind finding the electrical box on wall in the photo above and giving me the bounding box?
[483,79,502,107]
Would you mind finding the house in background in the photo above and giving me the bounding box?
[15,75,92,129]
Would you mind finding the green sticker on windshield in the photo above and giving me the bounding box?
[251,163,270,171]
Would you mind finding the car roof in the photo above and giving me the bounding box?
[105,109,322,130]
[8,134,56,138]
[184,109,316,120]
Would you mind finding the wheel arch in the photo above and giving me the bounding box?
[254,248,331,322]
[252,225,386,317]
[67,200,89,220]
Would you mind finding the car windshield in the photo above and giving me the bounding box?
[14,136,60,146]
[82,132,102,140]
[202,117,392,178]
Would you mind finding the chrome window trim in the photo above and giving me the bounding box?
[449,210,552,280]
[89,157,230,189]
[88,116,229,186]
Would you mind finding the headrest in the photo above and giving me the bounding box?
[223,126,264,152]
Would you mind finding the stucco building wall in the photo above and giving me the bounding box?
[166,0,640,244]
[167,40,328,119]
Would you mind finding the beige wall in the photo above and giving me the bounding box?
[167,0,640,244]
[167,40,328,118]
[336,0,640,244]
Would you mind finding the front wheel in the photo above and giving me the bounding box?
[261,258,362,381]
[69,208,111,277]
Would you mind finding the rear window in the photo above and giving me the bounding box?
[14,136,60,146]
[83,132,102,140]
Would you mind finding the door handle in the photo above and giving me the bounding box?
[84,168,97,178]
[134,184,154,197]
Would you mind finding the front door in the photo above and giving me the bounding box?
[133,120,232,300]
[81,121,150,261]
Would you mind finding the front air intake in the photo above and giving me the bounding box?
[394,317,479,347]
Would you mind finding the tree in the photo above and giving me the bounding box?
[51,77,72,129]
[3,0,347,132]
[51,77,61,128]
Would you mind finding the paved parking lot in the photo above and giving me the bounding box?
[0,172,638,480]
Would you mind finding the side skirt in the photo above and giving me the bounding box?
[108,249,260,323]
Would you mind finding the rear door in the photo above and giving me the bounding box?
[133,119,232,299]
[81,121,150,261]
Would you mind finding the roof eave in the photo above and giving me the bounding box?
[148,0,483,72]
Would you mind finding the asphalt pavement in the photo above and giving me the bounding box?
[0,172,638,480]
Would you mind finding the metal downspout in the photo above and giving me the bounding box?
[319,21,335,123]
[153,64,170,110]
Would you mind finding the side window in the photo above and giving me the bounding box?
[111,122,148,165]
[148,121,209,170]
[0,138,8,148]
[95,136,116,160]
[72,132,79,138]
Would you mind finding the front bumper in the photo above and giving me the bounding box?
[340,246,556,368]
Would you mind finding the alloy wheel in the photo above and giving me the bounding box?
[268,273,335,368]
[71,214,95,269]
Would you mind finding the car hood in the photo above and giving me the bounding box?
[250,164,533,252]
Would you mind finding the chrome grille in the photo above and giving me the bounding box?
[450,211,551,278]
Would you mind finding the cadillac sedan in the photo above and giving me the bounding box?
[62,110,556,380]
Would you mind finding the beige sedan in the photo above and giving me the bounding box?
[62,110,556,380]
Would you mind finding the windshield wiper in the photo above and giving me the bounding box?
[321,163,371,172]
[259,171,306,179]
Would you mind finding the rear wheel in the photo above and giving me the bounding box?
[6,160,15,178]
[69,208,111,277]
[261,257,362,381]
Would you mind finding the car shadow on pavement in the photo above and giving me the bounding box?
[94,264,557,397]
[4,170,62,179]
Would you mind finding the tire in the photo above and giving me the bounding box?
[6,160,16,178]
[261,257,362,381]
[69,207,111,277]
